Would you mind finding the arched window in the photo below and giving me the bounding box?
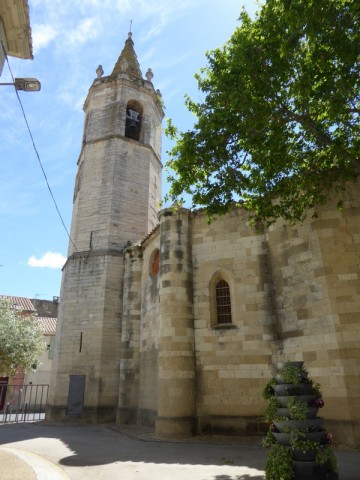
[215,280,232,324]
[209,270,235,328]
[125,100,143,141]
[149,248,160,276]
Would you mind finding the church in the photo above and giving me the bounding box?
[47,33,360,449]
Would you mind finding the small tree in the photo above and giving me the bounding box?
[0,298,46,377]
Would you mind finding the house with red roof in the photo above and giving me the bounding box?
[0,295,58,392]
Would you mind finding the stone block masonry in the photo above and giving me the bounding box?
[48,33,360,449]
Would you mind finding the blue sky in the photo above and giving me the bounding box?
[0,0,257,300]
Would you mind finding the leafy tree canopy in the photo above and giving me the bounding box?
[0,298,46,377]
[165,0,359,225]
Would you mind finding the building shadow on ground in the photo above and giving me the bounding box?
[0,421,266,477]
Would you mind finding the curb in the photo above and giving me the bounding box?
[0,447,70,480]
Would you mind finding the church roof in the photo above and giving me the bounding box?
[111,32,143,79]
[141,224,160,246]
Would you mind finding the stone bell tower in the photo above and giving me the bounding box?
[47,33,164,423]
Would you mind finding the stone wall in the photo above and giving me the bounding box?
[47,252,124,423]
[31,298,59,318]
[155,209,196,437]
[268,180,360,448]
[69,77,163,257]
[130,184,360,447]
[117,245,142,424]
[191,208,274,435]
[48,63,164,425]
[138,233,160,426]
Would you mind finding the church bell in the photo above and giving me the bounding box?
[126,108,141,139]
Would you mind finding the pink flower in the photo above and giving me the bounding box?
[321,433,333,444]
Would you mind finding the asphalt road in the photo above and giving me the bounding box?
[0,423,358,480]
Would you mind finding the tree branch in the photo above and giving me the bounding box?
[280,106,355,161]
[281,106,334,147]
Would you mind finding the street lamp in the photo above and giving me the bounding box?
[0,77,41,91]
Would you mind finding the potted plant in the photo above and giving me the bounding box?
[263,429,277,448]
[263,378,276,400]
[263,362,339,479]
[277,364,306,384]
[287,397,308,421]
[263,378,277,400]
[290,430,319,461]
[290,432,338,479]
[311,382,323,399]
[315,444,338,479]
[263,396,280,423]
[276,362,309,385]
[265,443,294,480]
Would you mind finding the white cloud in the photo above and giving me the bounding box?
[32,24,58,51]
[28,252,67,269]
[30,0,192,48]
[138,0,193,39]
[66,18,98,46]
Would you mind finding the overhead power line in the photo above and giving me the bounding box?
[1,41,77,253]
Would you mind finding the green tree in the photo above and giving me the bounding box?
[166,0,359,226]
[0,298,46,377]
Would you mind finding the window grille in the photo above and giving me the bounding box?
[215,279,232,324]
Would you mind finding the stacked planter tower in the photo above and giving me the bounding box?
[263,362,338,480]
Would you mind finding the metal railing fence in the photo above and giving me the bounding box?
[0,384,48,423]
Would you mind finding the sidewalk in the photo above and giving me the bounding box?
[0,446,69,480]
[0,448,36,480]
[0,422,359,480]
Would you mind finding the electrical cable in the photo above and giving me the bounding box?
[1,41,78,253]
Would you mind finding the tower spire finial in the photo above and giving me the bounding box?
[129,19,133,34]
[112,28,142,78]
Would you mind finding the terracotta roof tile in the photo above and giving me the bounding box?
[141,224,160,246]
[37,317,57,335]
[0,295,36,312]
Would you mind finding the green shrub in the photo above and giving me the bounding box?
[265,444,294,480]
[287,397,308,420]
